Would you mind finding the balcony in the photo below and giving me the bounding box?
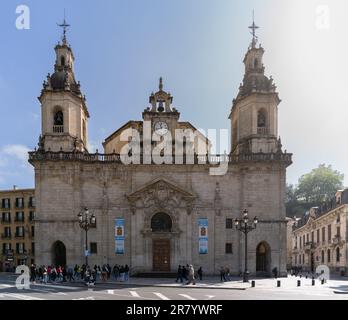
[53,125,64,133]
[1,234,11,239]
[14,218,25,223]
[332,235,344,246]
[15,233,25,239]
[257,127,269,135]
[1,219,11,224]
[304,241,316,251]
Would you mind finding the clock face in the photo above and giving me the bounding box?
[154,121,169,136]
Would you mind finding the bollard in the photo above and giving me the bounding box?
[312,279,315,286]
[321,279,325,285]
[251,280,255,288]
[277,280,281,287]
[297,280,301,287]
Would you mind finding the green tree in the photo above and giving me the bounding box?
[296,164,344,203]
[286,164,344,217]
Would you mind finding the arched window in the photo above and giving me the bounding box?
[336,247,340,262]
[54,111,64,126]
[327,249,331,263]
[257,110,267,128]
[151,213,172,232]
[321,250,325,263]
[61,56,65,67]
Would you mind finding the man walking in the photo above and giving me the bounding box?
[186,265,196,285]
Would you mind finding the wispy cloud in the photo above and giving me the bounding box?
[2,144,30,163]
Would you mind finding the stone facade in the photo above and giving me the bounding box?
[291,189,348,275]
[29,24,292,276]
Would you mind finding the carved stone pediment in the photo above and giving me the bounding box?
[126,178,196,214]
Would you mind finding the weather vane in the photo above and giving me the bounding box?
[57,9,70,44]
[248,10,259,47]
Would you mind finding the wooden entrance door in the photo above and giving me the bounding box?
[153,239,170,271]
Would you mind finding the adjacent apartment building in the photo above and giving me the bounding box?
[291,189,348,276]
[0,187,35,271]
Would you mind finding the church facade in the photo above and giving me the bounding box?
[29,23,292,276]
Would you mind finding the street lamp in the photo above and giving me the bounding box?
[77,208,96,267]
[234,209,258,283]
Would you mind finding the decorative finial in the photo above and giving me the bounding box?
[248,10,259,48]
[57,9,70,44]
[159,77,163,91]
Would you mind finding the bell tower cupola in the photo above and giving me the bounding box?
[229,15,281,156]
[38,17,89,153]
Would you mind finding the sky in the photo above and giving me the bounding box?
[0,0,347,189]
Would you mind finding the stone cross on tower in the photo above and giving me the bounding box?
[57,11,70,45]
[248,10,259,48]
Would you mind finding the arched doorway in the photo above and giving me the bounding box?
[151,213,172,272]
[256,242,271,276]
[52,241,66,267]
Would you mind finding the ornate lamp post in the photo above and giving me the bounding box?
[234,209,258,283]
[77,208,96,267]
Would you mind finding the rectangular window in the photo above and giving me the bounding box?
[31,226,35,237]
[16,226,24,238]
[225,243,233,254]
[328,225,331,241]
[337,226,341,238]
[322,227,326,242]
[306,234,309,243]
[16,198,24,209]
[225,218,233,229]
[90,242,97,254]
[31,242,35,255]
[4,227,11,238]
[311,231,314,242]
[28,197,35,208]
[303,235,305,246]
[29,211,35,222]
[2,199,10,209]
[2,212,11,223]
[15,212,24,222]
[300,236,302,248]
[16,243,24,254]
[317,229,320,243]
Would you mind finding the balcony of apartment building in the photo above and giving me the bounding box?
[331,235,345,246]
[1,217,11,224]
[1,233,11,240]
[14,215,25,224]
[304,241,316,252]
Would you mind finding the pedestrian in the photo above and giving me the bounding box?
[42,266,48,284]
[30,264,36,283]
[182,265,188,281]
[101,265,108,281]
[272,267,278,279]
[220,266,226,282]
[124,264,130,281]
[175,265,183,283]
[197,267,203,281]
[186,265,196,285]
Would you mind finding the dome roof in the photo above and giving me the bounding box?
[50,71,80,94]
[50,71,67,90]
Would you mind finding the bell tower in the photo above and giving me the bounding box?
[229,17,281,155]
[38,18,89,152]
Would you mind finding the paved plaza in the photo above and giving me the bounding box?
[0,273,348,300]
